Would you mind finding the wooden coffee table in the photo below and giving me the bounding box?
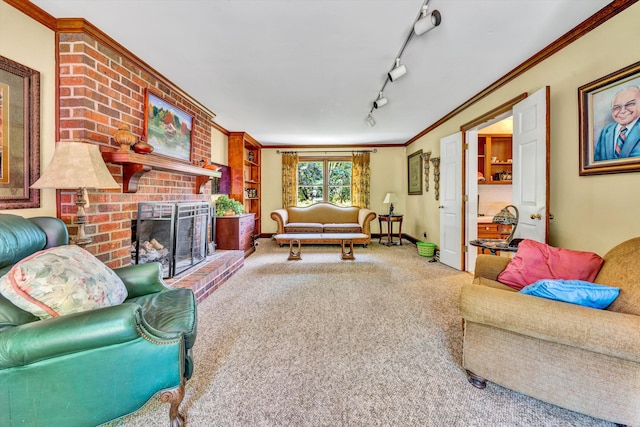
[274,233,368,260]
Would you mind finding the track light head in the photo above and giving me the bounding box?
[388,59,407,82]
[366,114,376,127]
[374,92,388,109]
[414,9,441,36]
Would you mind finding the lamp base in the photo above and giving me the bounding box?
[73,187,92,247]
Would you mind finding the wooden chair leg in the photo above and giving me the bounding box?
[160,382,186,427]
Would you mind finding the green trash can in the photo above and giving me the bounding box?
[417,241,436,257]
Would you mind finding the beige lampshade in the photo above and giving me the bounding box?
[31,141,119,190]
[383,192,398,204]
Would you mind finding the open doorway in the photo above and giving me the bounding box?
[465,113,513,272]
[477,116,513,221]
[461,88,550,273]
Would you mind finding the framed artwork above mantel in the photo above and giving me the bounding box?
[0,55,40,209]
[144,89,193,163]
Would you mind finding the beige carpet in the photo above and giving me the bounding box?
[104,238,614,427]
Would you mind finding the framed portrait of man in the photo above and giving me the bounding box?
[579,60,640,175]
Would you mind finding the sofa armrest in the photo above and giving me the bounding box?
[28,216,69,248]
[270,209,289,234]
[113,262,170,298]
[473,254,511,281]
[358,209,377,236]
[460,284,640,363]
[0,303,158,369]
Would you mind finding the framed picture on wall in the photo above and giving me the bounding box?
[408,149,423,195]
[0,55,40,209]
[579,60,640,175]
[144,89,193,162]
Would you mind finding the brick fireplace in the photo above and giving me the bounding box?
[53,20,242,300]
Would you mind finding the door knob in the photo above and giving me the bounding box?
[530,213,542,220]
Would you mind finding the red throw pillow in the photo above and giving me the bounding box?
[497,239,604,291]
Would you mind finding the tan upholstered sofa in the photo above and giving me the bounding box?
[270,202,376,245]
[460,237,640,426]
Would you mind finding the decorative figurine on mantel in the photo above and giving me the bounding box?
[132,136,154,154]
[114,124,138,152]
[201,158,221,171]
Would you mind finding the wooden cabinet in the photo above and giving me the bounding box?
[478,134,512,185]
[477,222,512,255]
[477,222,512,239]
[215,214,255,256]
[228,132,261,236]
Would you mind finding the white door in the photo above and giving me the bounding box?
[439,132,463,270]
[512,87,550,243]
[466,130,479,271]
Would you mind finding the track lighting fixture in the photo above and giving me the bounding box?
[364,0,442,127]
[374,92,388,109]
[366,114,376,127]
[388,59,407,82]
[414,8,441,36]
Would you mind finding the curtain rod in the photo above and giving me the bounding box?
[276,149,377,155]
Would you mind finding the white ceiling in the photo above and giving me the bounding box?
[31,0,611,146]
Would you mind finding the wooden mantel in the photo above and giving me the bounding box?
[102,149,222,193]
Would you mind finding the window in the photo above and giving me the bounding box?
[297,158,352,207]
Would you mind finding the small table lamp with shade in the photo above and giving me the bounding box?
[31,141,120,246]
[492,204,519,245]
[383,192,398,216]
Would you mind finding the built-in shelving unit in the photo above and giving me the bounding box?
[478,134,512,185]
[101,149,221,193]
[228,132,261,236]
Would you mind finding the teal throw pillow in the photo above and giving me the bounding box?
[520,279,619,309]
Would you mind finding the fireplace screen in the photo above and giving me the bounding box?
[134,202,210,278]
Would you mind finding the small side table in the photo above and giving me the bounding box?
[469,239,518,256]
[378,214,403,246]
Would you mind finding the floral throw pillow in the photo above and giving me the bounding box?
[0,245,127,319]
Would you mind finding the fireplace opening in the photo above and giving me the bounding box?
[133,202,212,278]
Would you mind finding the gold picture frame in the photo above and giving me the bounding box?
[0,55,40,209]
[408,149,423,195]
[579,60,640,176]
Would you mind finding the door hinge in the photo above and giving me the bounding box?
[462,245,468,253]
[463,143,469,150]
[463,195,469,202]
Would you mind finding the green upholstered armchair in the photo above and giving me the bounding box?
[0,214,197,427]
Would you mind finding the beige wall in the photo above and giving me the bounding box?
[0,2,56,217]
[403,2,640,256]
[210,126,228,165]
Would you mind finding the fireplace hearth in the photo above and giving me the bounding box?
[133,202,211,278]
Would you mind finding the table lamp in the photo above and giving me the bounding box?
[383,192,398,216]
[31,141,120,246]
[492,204,519,244]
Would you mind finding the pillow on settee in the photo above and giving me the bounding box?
[520,279,619,309]
[0,245,127,319]
[497,239,604,290]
